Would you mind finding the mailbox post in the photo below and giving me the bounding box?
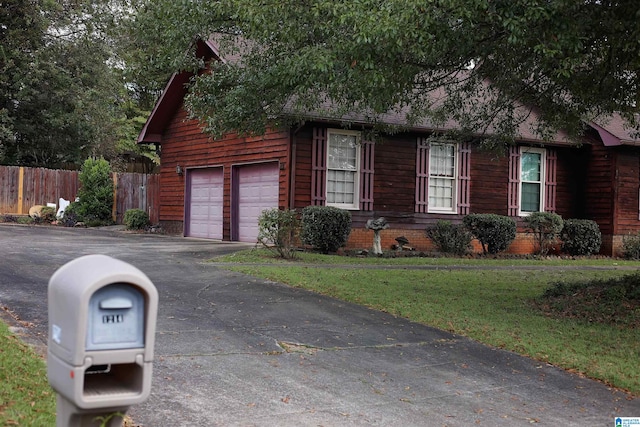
[47,255,158,427]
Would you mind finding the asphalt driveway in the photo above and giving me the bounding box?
[0,224,638,426]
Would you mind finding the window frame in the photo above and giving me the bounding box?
[325,129,361,210]
[518,147,546,216]
[427,142,458,214]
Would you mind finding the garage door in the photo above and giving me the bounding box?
[237,163,279,242]
[187,168,223,239]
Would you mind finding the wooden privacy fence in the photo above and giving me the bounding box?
[0,166,160,224]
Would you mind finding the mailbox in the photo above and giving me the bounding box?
[86,284,145,351]
[47,254,158,425]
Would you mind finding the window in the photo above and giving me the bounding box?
[519,148,545,215]
[428,142,457,213]
[415,139,470,215]
[326,130,360,209]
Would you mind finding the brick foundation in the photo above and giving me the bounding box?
[161,219,624,257]
[347,229,627,256]
[346,228,541,254]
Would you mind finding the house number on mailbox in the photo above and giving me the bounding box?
[103,314,124,324]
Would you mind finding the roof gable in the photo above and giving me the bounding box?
[138,40,222,144]
[590,115,640,147]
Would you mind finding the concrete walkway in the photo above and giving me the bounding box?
[0,224,637,426]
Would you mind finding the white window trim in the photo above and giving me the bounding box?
[326,129,361,210]
[518,147,546,217]
[428,142,458,214]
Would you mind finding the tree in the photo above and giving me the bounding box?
[0,0,159,168]
[131,0,640,143]
[0,0,48,162]
[76,157,114,224]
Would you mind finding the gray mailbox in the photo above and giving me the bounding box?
[86,284,145,351]
[47,254,158,427]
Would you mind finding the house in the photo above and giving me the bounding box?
[138,40,640,256]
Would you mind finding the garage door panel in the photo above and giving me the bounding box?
[237,163,279,242]
[187,168,223,239]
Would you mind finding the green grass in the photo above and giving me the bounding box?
[215,247,640,267]
[0,321,56,425]
[2,249,636,426]
[213,249,640,395]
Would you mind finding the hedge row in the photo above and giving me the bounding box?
[427,213,602,256]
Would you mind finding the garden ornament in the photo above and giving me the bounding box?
[366,217,389,255]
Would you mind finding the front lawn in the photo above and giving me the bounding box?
[0,321,55,425]
[213,250,640,395]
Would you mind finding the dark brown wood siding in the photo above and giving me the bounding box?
[294,129,593,231]
[372,134,417,214]
[613,146,640,234]
[160,106,291,239]
[293,127,313,208]
[584,144,615,235]
[469,148,510,215]
[294,129,420,227]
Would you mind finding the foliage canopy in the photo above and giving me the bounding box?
[0,0,159,168]
[132,0,640,143]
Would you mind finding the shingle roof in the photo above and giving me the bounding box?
[591,114,640,146]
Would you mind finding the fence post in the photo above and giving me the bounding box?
[112,173,118,223]
[17,167,24,214]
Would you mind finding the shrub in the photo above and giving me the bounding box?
[539,273,640,327]
[300,206,351,254]
[3,214,18,223]
[257,208,300,259]
[425,220,473,255]
[523,212,563,255]
[463,213,516,254]
[17,216,33,224]
[36,206,57,224]
[61,202,81,227]
[561,219,602,256]
[622,232,640,260]
[76,158,114,226]
[123,209,150,230]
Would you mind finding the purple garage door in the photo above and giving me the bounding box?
[187,168,223,239]
[237,163,279,242]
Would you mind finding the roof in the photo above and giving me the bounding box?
[138,39,222,144]
[590,114,640,147]
[137,38,582,146]
[300,97,573,145]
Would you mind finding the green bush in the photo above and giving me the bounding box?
[561,219,602,256]
[463,213,516,254]
[301,206,351,254]
[76,158,114,226]
[622,232,640,260]
[523,211,563,255]
[17,216,33,224]
[37,206,57,224]
[123,209,150,230]
[425,220,472,255]
[257,208,300,259]
[61,202,81,227]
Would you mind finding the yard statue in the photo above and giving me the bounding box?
[366,217,389,255]
[56,198,70,219]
